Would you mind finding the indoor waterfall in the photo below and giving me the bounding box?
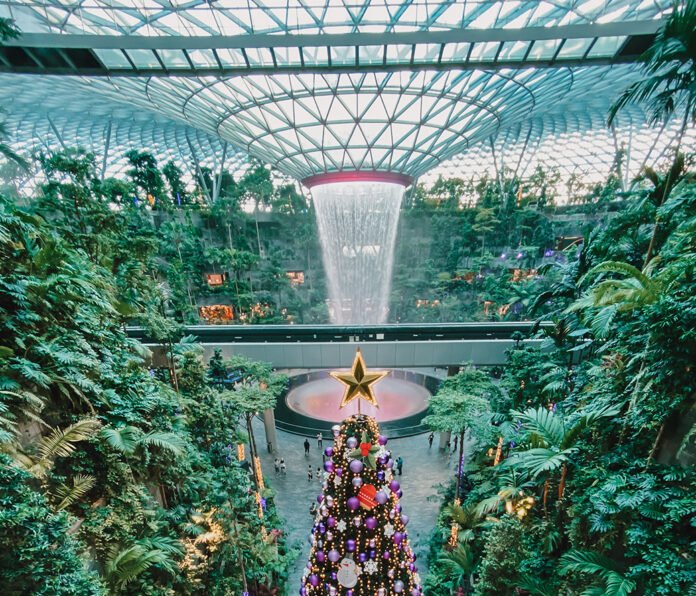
[312,180,405,324]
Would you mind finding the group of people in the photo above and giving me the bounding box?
[273,457,287,474]
[427,431,459,453]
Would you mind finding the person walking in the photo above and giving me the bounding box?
[445,440,451,454]
[280,458,286,474]
[453,435,459,452]
[396,456,403,476]
[317,432,323,449]
[304,438,310,456]
[307,465,313,482]
[316,466,321,481]
[309,502,318,517]
[428,432,434,448]
[274,457,280,473]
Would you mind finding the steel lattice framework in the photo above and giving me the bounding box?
[0,0,689,190]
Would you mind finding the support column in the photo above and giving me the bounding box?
[438,431,451,451]
[263,408,278,454]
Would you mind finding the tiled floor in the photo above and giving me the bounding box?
[254,419,456,595]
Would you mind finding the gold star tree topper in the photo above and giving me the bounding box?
[330,348,388,411]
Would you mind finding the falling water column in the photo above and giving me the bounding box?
[304,172,412,325]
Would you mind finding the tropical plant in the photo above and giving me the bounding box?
[609,0,696,264]
[505,405,618,504]
[559,550,636,596]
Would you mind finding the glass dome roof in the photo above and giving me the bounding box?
[0,0,684,187]
[2,0,671,37]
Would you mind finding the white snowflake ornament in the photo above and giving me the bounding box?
[364,560,378,575]
[336,519,347,533]
[384,522,395,537]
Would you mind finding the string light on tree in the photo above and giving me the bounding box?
[301,349,421,595]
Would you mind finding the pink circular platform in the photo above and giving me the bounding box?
[286,373,430,423]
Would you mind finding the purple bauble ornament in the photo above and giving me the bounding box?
[346,538,356,552]
[394,580,404,593]
[347,496,360,511]
[369,549,376,558]
[309,574,319,587]
[327,516,336,527]
[397,489,403,498]
[393,531,404,544]
[352,476,363,489]
[383,550,390,559]
[359,552,367,562]
[349,459,364,473]
[377,471,385,482]
[317,494,324,503]
[389,480,400,493]
[319,523,326,533]
[324,460,334,473]
[412,590,420,596]
[316,550,325,562]
[401,514,409,526]
[346,591,353,596]
[328,549,340,562]
[346,436,358,449]
[335,467,343,477]
[378,434,388,445]
[375,490,389,505]
[324,446,334,457]
[365,516,377,530]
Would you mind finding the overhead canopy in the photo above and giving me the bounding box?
[0,0,687,187]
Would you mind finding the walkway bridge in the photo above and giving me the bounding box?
[127,322,549,369]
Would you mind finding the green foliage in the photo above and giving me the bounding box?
[424,145,696,594]
[0,454,103,594]
[0,194,292,593]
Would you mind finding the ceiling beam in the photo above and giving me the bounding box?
[6,19,664,51]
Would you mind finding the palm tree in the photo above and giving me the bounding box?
[608,0,696,265]
[104,536,182,591]
[559,550,636,596]
[505,405,618,506]
[436,544,477,594]
[12,417,102,479]
[100,424,185,457]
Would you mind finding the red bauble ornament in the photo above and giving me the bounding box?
[358,484,378,510]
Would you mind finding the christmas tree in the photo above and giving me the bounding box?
[301,350,422,595]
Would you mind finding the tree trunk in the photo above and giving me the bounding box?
[645,421,665,469]
[558,462,567,501]
[233,520,249,593]
[543,478,550,511]
[455,429,465,501]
